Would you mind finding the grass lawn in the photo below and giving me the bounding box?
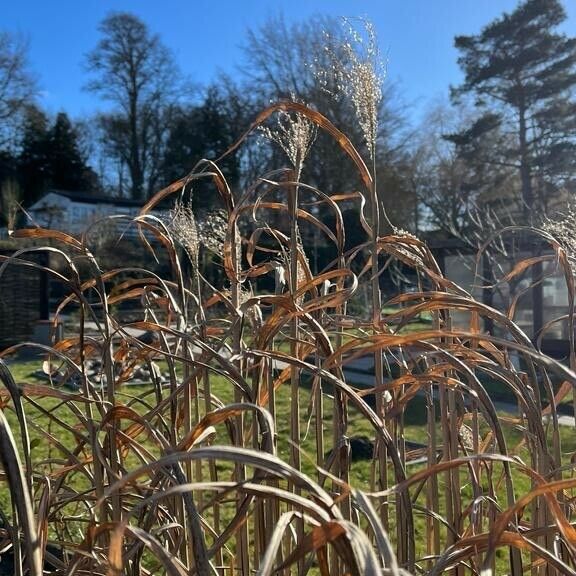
[2,353,575,573]
[3,354,575,480]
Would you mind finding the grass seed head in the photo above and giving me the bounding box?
[260,108,317,171]
[542,202,576,267]
[316,18,384,156]
[198,209,228,255]
[168,202,200,270]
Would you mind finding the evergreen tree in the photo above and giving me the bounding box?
[17,108,99,205]
[45,112,98,192]
[450,0,576,221]
[17,105,50,205]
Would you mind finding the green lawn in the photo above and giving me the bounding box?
[1,354,575,571]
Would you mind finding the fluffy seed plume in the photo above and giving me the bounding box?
[198,209,228,255]
[167,202,199,271]
[392,226,418,240]
[317,18,384,156]
[542,202,576,267]
[260,108,317,172]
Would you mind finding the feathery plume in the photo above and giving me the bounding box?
[198,209,228,255]
[542,203,576,258]
[167,202,199,271]
[316,18,384,156]
[260,108,317,172]
[542,203,576,266]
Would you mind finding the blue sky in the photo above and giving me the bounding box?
[4,1,576,123]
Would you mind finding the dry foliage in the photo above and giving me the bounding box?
[1,97,576,576]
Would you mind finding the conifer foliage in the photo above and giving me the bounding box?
[451,0,576,220]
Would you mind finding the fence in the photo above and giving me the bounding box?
[0,250,47,349]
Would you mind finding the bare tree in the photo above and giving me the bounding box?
[85,12,180,199]
[0,31,37,148]
[239,14,414,230]
[412,100,517,238]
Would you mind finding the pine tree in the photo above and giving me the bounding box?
[17,109,98,204]
[17,105,50,205]
[450,0,576,221]
[46,112,98,192]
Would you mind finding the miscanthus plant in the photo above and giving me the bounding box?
[1,20,576,576]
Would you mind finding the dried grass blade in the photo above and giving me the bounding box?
[0,410,42,576]
[108,524,188,576]
[11,227,83,249]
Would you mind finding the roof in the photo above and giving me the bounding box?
[44,189,145,208]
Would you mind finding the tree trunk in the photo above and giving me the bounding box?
[518,98,533,222]
[129,86,143,200]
